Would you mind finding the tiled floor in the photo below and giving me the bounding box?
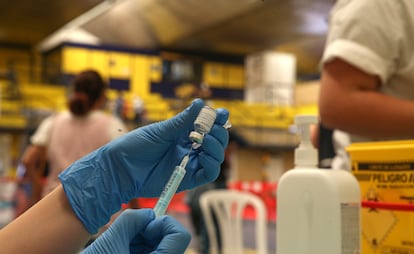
[167,211,276,254]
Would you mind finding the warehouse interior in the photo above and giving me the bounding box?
[1,0,328,236]
[0,0,333,139]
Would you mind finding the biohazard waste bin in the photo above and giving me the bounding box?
[347,140,414,254]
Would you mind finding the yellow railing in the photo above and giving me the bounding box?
[0,81,319,131]
[210,100,298,129]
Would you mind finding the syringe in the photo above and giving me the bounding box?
[153,105,217,217]
[153,153,190,217]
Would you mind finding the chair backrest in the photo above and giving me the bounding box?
[200,189,268,254]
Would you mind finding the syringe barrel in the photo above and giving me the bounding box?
[154,105,218,217]
[153,165,186,217]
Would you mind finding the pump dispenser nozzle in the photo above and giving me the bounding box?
[294,115,318,167]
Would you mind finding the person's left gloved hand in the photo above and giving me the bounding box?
[81,209,191,254]
[59,99,229,234]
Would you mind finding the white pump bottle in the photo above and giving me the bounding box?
[277,115,361,254]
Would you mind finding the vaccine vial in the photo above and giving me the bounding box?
[189,106,217,148]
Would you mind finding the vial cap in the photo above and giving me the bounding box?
[189,131,204,144]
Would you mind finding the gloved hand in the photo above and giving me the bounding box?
[81,209,191,254]
[59,99,229,234]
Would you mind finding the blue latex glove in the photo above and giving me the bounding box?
[59,99,229,234]
[81,209,191,254]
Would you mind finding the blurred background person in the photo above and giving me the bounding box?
[21,69,127,203]
[113,90,127,121]
[132,94,147,127]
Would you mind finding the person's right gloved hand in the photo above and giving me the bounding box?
[59,99,230,234]
[81,209,191,254]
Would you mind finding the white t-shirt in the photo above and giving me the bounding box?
[321,0,414,169]
[31,110,126,196]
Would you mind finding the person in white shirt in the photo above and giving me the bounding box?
[319,0,414,169]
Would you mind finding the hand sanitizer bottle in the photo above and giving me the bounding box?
[277,115,361,254]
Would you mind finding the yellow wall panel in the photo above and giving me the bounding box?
[203,62,225,87]
[90,50,109,79]
[149,56,162,82]
[226,64,245,89]
[62,47,90,74]
[131,55,150,97]
[108,52,131,79]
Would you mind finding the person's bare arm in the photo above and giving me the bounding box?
[310,123,319,148]
[319,58,414,139]
[0,186,90,254]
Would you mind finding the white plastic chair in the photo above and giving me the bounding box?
[199,189,268,254]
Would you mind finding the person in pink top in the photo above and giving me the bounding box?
[21,69,126,203]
